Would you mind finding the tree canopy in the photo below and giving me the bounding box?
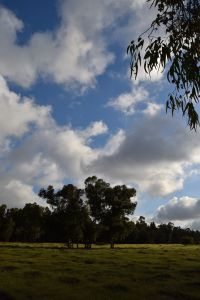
[127,0,200,130]
[85,176,137,248]
[0,176,199,245]
[0,203,199,245]
[1,177,200,246]
[39,177,137,248]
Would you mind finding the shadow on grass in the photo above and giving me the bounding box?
[104,284,129,293]
[23,271,41,278]
[84,259,95,264]
[59,276,81,285]
[0,290,14,300]
[0,266,18,272]
[159,290,190,300]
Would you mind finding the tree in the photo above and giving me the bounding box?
[127,0,200,130]
[0,204,7,232]
[57,184,88,248]
[84,176,110,247]
[85,176,137,248]
[103,185,137,248]
[10,203,45,242]
[39,184,88,247]
[0,205,15,242]
[136,216,150,243]
[39,185,56,208]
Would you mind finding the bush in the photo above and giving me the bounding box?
[182,236,194,245]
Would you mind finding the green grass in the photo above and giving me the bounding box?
[0,243,200,300]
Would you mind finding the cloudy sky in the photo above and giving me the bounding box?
[1,0,200,229]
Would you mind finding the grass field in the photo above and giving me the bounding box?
[0,243,200,300]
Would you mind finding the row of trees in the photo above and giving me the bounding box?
[126,216,200,245]
[0,176,199,246]
[0,177,136,248]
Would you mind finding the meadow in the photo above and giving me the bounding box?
[0,243,200,300]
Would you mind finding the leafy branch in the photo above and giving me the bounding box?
[127,0,200,130]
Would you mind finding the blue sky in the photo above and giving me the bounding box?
[1,0,200,229]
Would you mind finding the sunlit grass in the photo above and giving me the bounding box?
[0,243,200,299]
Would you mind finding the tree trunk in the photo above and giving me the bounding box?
[67,240,73,248]
[110,241,114,249]
[84,242,92,249]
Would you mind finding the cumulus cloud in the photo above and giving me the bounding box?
[154,196,200,231]
[7,126,99,187]
[0,76,112,206]
[190,219,200,231]
[107,86,149,115]
[107,85,163,117]
[79,121,108,140]
[0,0,161,90]
[2,74,200,207]
[0,121,121,206]
[0,7,36,87]
[1,77,200,207]
[143,102,163,117]
[90,114,200,197]
[0,3,114,89]
[0,75,51,148]
[156,196,200,222]
[2,0,200,220]
[102,129,126,156]
[1,180,42,208]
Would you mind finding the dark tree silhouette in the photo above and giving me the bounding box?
[85,176,137,248]
[1,177,200,245]
[127,0,200,130]
[0,205,14,241]
[39,184,89,248]
[11,203,46,242]
[102,185,136,248]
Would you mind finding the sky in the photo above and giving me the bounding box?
[1,0,200,230]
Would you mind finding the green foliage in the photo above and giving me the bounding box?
[85,176,137,247]
[1,176,200,246]
[127,0,200,130]
[84,176,110,223]
[39,184,88,246]
[182,235,195,244]
[1,176,200,247]
[10,203,47,242]
[0,205,15,242]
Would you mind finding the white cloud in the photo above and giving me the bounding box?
[0,75,51,148]
[0,0,161,90]
[1,180,42,208]
[102,129,126,156]
[190,219,200,230]
[2,0,200,222]
[2,75,200,207]
[131,62,164,84]
[1,122,123,206]
[0,5,23,36]
[90,113,200,197]
[0,77,112,206]
[155,196,200,228]
[107,86,149,115]
[143,102,163,117]
[0,7,36,87]
[79,121,108,139]
[0,3,115,89]
[1,77,200,209]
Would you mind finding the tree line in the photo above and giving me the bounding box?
[0,176,199,247]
